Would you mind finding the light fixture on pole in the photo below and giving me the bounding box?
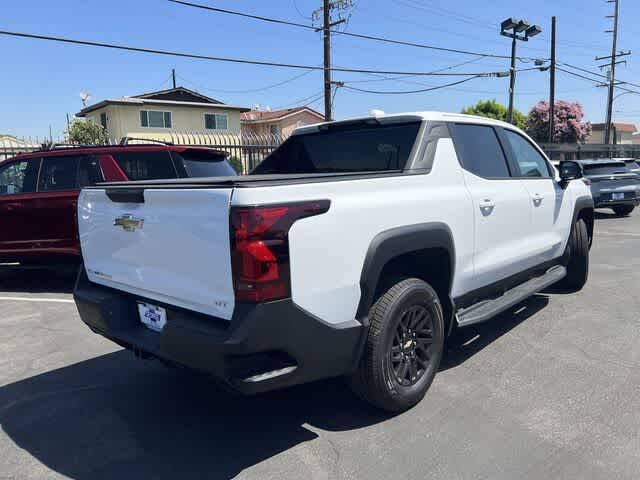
[500,18,542,124]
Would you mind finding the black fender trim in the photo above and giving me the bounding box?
[356,222,455,321]
[571,195,595,247]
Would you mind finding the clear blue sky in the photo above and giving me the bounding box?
[1,0,639,138]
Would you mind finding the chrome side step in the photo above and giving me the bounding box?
[456,265,566,328]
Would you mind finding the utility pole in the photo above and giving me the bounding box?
[596,0,630,145]
[604,0,619,145]
[172,68,177,89]
[549,16,556,144]
[323,0,331,121]
[313,1,351,121]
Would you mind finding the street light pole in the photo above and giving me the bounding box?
[508,31,517,124]
[500,18,542,125]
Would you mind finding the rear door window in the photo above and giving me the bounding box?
[171,150,236,177]
[113,151,177,180]
[78,155,104,187]
[38,156,80,191]
[450,124,511,178]
[0,159,40,195]
[252,121,421,174]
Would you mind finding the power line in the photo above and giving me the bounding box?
[556,67,640,95]
[342,76,481,94]
[167,0,540,60]
[342,65,546,95]
[177,69,315,94]
[559,62,640,90]
[0,29,509,77]
[292,0,312,20]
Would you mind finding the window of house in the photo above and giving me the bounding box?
[204,113,228,130]
[450,124,511,179]
[0,159,40,195]
[270,124,281,136]
[100,112,108,130]
[140,110,172,128]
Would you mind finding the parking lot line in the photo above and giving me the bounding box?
[0,296,74,303]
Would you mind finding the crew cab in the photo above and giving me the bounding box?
[0,143,236,265]
[74,112,594,412]
[577,159,640,216]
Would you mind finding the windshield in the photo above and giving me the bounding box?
[623,160,640,170]
[172,150,237,177]
[251,121,421,174]
[583,163,629,176]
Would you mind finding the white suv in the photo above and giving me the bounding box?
[74,112,594,412]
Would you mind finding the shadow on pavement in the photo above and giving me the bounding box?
[0,351,389,479]
[0,265,78,294]
[441,294,549,371]
[0,294,550,479]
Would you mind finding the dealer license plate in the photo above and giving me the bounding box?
[138,302,167,332]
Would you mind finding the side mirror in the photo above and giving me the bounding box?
[558,160,582,188]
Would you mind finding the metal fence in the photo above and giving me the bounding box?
[539,143,640,161]
[0,136,44,161]
[0,131,285,174]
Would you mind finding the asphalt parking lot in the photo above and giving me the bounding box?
[1,210,639,480]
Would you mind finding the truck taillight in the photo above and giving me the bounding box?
[230,200,330,303]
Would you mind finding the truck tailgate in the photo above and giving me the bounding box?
[78,188,235,320]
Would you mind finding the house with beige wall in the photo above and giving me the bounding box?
[588,122,637,144]
[76,87,249,142]
[241,106,324,138]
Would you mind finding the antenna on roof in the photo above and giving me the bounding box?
[79,92,91,107]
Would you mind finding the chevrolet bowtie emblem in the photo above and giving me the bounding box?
[114,214,144,232]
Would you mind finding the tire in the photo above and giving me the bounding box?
[349,278,445,412]
[558,218,589,291]
[612,205,634,216]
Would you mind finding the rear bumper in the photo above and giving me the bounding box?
[593,197,639,208]
[73,268,365,394]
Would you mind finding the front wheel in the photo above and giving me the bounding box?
[612,205,635,216]
[349,278,445,412]
[558,218,589,291]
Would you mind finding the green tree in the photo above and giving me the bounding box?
[461,99,526,130]
[66,119,109,145]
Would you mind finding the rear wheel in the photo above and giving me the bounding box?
[558,218,589,291]
[349,278,445,412]
[612,205,635,216]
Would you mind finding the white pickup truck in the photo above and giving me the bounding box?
[74,112,594,412]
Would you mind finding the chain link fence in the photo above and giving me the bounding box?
[0,131,285,174]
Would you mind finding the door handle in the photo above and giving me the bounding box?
[479,199,495,208]
[532,193,544,205]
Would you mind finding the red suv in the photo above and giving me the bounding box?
[0,144,236,265]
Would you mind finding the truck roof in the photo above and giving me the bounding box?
[293,111,517,136]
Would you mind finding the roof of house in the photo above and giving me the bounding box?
[591,122,637,133]
[241,106,324,124]
[76,86,250,117]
